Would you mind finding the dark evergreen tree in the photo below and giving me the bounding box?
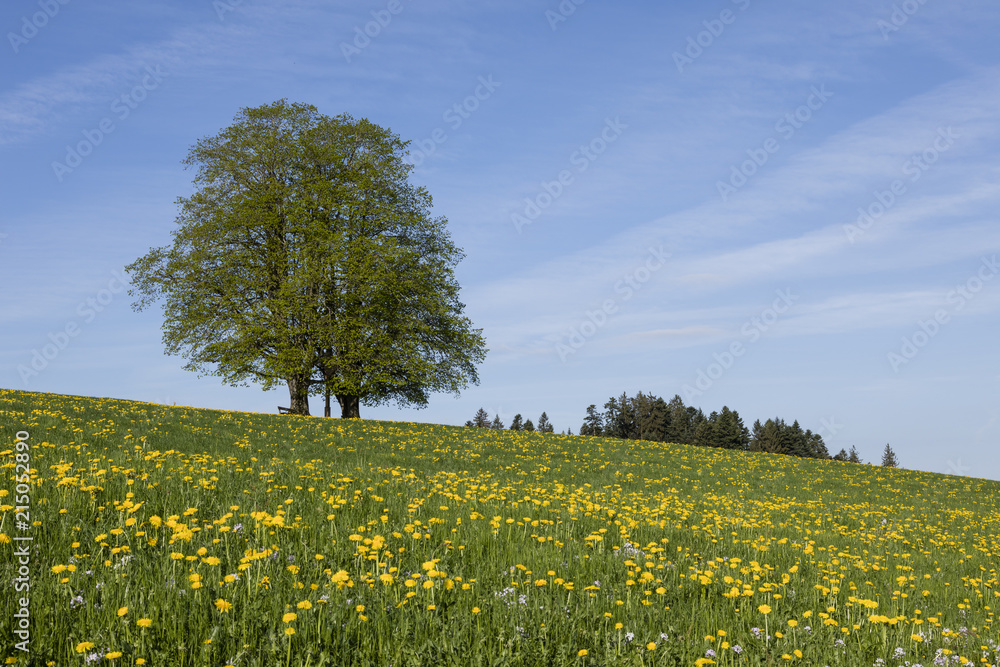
[750,419,765,449]
[603,392,636,439]
[847,446,862,464]
[781,420,809,457]
[805,430,830,459]
[473,408,490,428]
[881,443,898,467]
[694,417,715,448]
[684,406,704,444]
[537,412,554,433]
[833,448,848,461]
[490,415,504,430]
[464,420,474,427]
[509,414,523,431]
[634,392,669,442]
[714,406,749,450]
[580,405,604,436]
[664,395,691,443]
[750,418,784,454]
[523,419,535,432]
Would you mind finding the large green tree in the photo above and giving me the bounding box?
[127,100,486,418]
[713,406,749,450]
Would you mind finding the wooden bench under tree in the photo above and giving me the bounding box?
[277,406,292,414]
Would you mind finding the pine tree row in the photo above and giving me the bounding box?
[580,391,896,464]
[464,408,554,433]
[460,392,900,467]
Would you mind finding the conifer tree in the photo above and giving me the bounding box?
[603,393,636,439]
[523,419,535,432]
[880,443,899,467]
[634,392,669,442]
[805,430,830,458]
[665,395,693,443]
[694,418,715,448]
[714,406,749,450]
[509,414,523,431]
[537,412,554,433]
[491,415,504,430]
[750,418,784,454]
[580,405,603,436]
[473,408,490,428]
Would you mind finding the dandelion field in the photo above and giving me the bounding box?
[2,389,999,666]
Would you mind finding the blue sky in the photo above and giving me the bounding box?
[3,0,1000,479]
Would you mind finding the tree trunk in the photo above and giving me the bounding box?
[286,376,311,416]
[324,388,331,418]
[336,394,360,419]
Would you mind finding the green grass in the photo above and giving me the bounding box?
[1,387,998,666]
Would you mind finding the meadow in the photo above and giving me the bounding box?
[1,387,998,666]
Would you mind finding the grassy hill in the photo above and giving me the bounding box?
[2,388,998,666]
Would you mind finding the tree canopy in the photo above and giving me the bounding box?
[127,100,486,418]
